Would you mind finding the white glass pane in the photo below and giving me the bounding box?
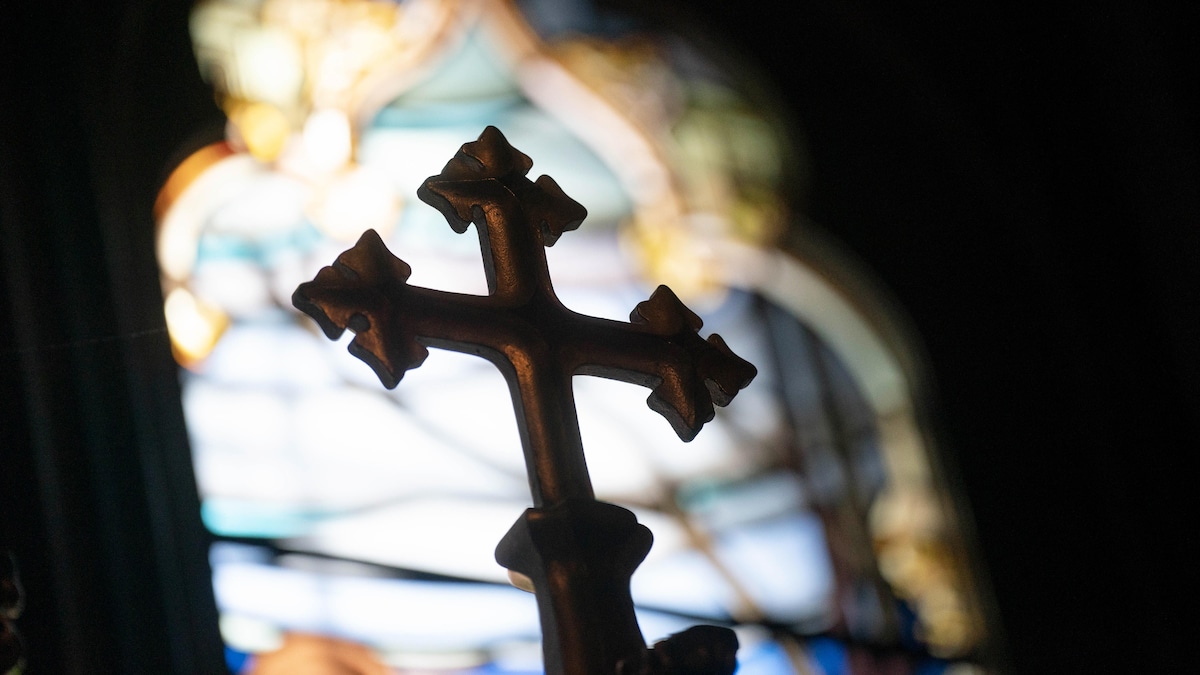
[213,558,540,649]
[713,515,835,623]
[294,498,531,583]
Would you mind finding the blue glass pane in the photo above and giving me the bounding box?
[807,637,847,675]
[736,639,796,675]
[224,645,253,674]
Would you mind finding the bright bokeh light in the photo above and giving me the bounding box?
[233,27,304,107]
[301,108,353,175]
[307,165,400,240]
[164,286,229,367]
[230,102,292,162]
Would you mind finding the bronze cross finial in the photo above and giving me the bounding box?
[293,126,754,675]
[294,126,755,508]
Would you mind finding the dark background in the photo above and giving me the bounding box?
[676,1,1197,672]
[2,1,1195,672]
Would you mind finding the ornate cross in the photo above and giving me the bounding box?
[294,127,755,675]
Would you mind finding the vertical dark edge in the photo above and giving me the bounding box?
[0,0,227,672]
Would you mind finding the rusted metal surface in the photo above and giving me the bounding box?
[294,126,754,674]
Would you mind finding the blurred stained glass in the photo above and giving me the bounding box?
[159,0,987,673]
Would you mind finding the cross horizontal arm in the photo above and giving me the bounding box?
[294,230,755,441]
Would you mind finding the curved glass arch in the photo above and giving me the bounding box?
[160,1,987,672]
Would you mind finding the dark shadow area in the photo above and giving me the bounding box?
[673,1,1197,672]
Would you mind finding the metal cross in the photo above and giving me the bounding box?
[293,126,755,674]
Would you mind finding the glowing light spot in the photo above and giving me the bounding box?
[233,27,303,107]
[302,109,353,175]
[164,286,229,368]
[307,165,400,241]
[230,102,291,162]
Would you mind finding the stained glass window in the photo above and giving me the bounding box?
[157,1,987,673]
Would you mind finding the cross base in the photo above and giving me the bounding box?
[496,501,738,675]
